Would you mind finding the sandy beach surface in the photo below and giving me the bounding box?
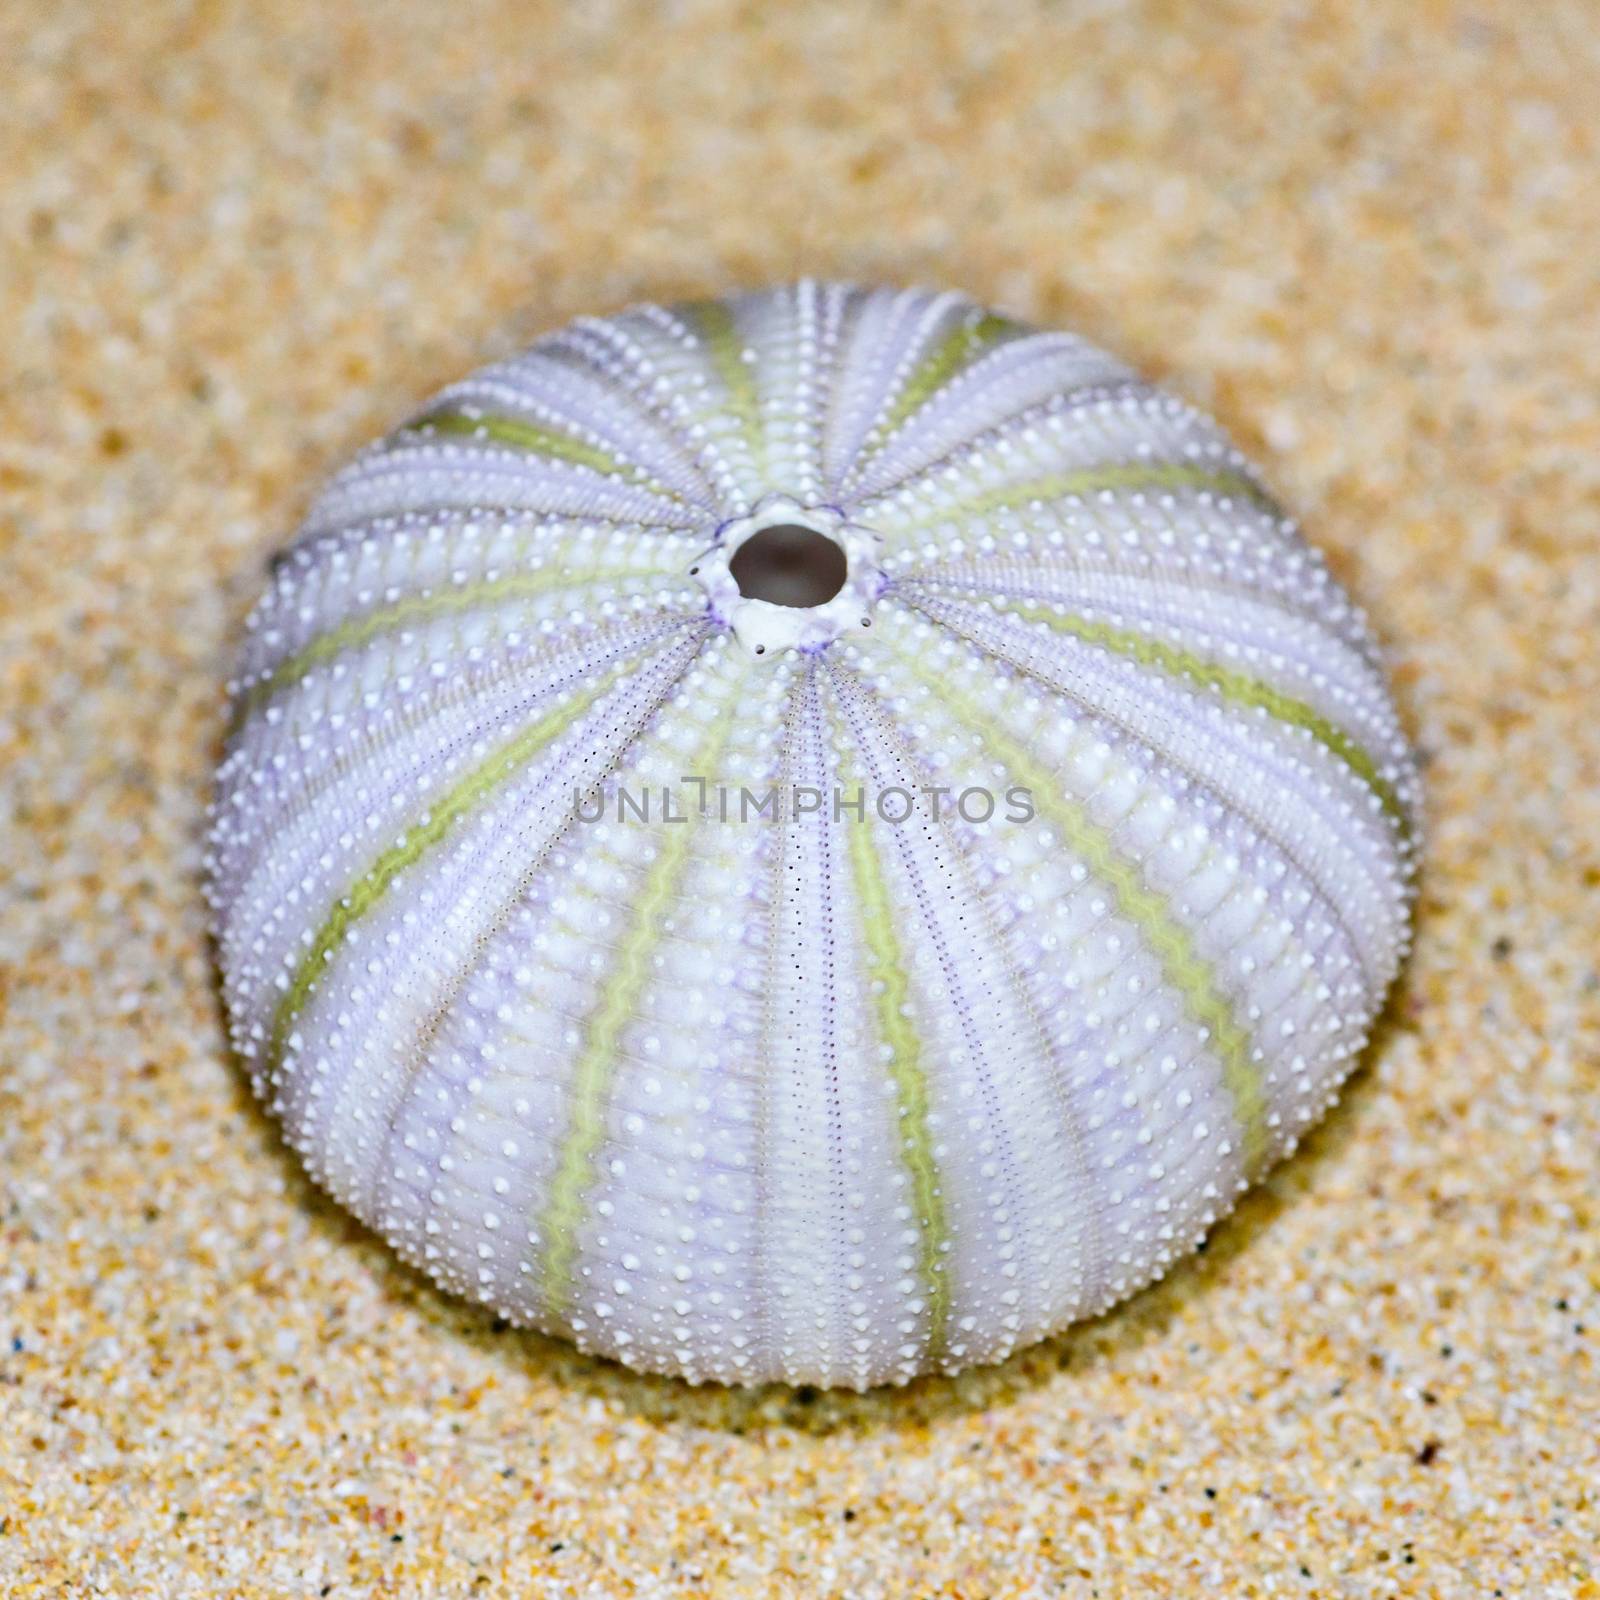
[2,2,1597,1593]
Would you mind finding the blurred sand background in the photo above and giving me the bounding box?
[2,1,1597,1594]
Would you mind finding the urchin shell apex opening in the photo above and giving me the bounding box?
[206,281,1420,1389]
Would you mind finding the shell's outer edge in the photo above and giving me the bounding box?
[204,280,1421,1390]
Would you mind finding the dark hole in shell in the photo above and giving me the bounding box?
[729,524,847,609]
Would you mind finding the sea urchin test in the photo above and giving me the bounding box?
[207,283,1419,1387]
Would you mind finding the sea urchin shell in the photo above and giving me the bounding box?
[207,282,1420,1388]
